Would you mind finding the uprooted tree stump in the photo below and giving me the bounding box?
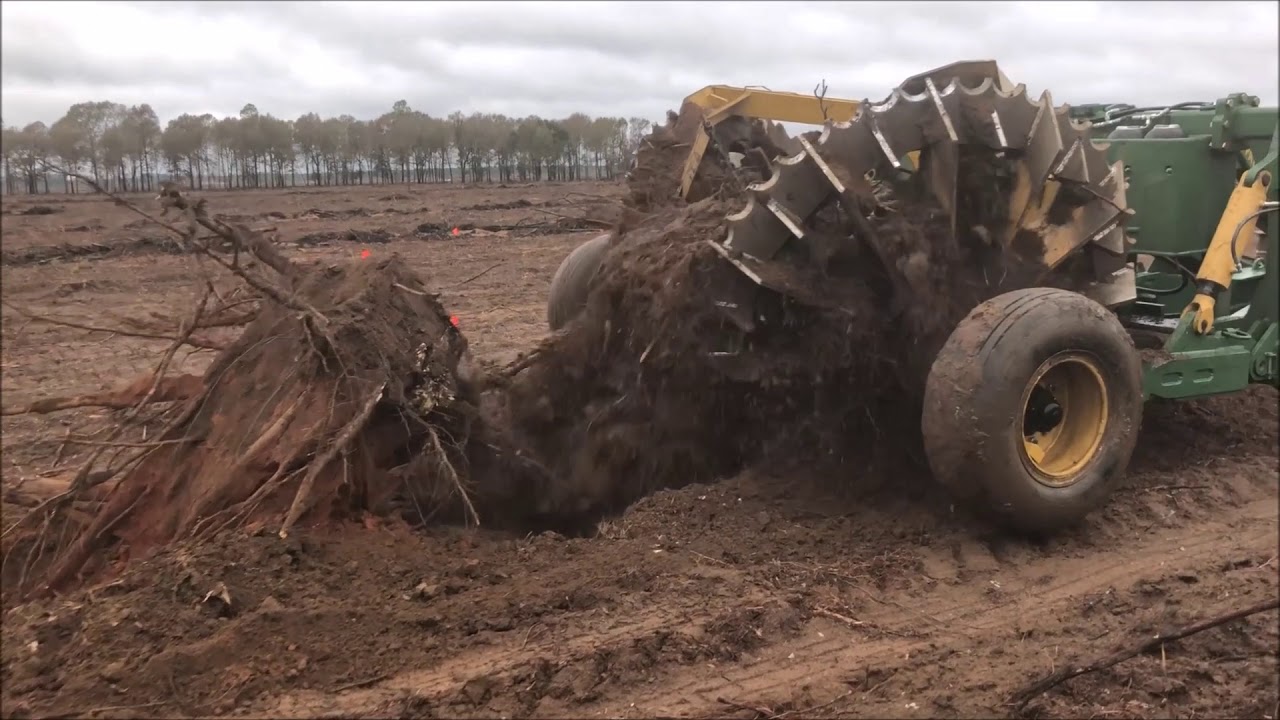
[34,255,519,594]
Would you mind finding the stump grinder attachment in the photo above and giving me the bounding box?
[708,60,1138,323]
[547,59,1278,535]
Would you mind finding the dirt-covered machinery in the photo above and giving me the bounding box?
[548,60,1279,534]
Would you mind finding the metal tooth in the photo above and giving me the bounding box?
[990,109,1009,149]
[1001,91,1062,245]
[766,199,807,239]
[1025,92,1064,189]
[1081,141,1114,191]
[925,78,960,144]
[815,118,881,172]
[870,114,903,169]
[748,145,826,204]
[1053,137,1088,186]
[1039,191,1129,270]
[725,198,789,259]
[947,76,1001,146]
[1054,106,1113,191]
[1049,107,1087,184]
[989,84,1042,151]
[798,135,849,194]
[867,90,929,163]
[726,149,826,258]
[938,81,1038,152]
[1090,161,1133,277]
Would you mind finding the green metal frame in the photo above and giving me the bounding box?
[1085,95,1280,400]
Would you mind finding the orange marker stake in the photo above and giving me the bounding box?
[449,315,460,327]
[451,227,460,236]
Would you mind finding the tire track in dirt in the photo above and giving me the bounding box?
[598,496,1276,718]
[242,473,1277,719]
[244,561,781,718]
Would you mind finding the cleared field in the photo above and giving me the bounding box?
[1,181,1276,720]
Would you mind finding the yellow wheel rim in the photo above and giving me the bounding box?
[1018,352,1108,488]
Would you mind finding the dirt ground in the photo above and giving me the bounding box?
[1,181,1277,720]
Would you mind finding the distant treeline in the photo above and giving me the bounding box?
[1,100,661,195]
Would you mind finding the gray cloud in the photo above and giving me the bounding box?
[2,0,1276,129]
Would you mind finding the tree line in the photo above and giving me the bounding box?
[0,100,659,195]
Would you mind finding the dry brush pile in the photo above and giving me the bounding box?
[2,107,1059,600]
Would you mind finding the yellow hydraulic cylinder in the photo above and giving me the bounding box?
[1183,171,1272,334]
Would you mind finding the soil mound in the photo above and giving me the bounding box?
[498,126,1050,525]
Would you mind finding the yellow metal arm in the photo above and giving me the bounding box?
[1182,170,1273,334]
[682,85,862,125]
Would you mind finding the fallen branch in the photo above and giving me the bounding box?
[528,206,613,227]
[715,697,775,719]
[1,373,204,416]
[1009,596,1280,711]
[442,262,503,289]
[1,300,225,351]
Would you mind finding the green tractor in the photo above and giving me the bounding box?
[547,61,1279,533]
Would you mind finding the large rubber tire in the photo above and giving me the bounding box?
[921,288,1143,534]
[547,232,611,331]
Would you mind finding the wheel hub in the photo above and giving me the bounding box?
[1019,353,1109,487]
[1024,385,1064,435]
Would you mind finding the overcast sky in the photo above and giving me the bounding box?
[2,0,1277,130]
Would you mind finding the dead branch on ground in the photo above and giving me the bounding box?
[527,206,613,227]
[442,262,503,289]
[1009,596,1280,711]
[1,374,204,417]
[1,300,226,352]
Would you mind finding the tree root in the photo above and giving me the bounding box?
[279,382,386,538]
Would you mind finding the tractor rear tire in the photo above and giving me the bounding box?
[921,288,1143,534]
[547,232,611,331]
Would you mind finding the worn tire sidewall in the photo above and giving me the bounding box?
[547,233,611,330]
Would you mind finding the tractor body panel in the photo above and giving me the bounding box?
[1086,97,1279,399]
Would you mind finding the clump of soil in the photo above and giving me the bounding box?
[623,101,760,213]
